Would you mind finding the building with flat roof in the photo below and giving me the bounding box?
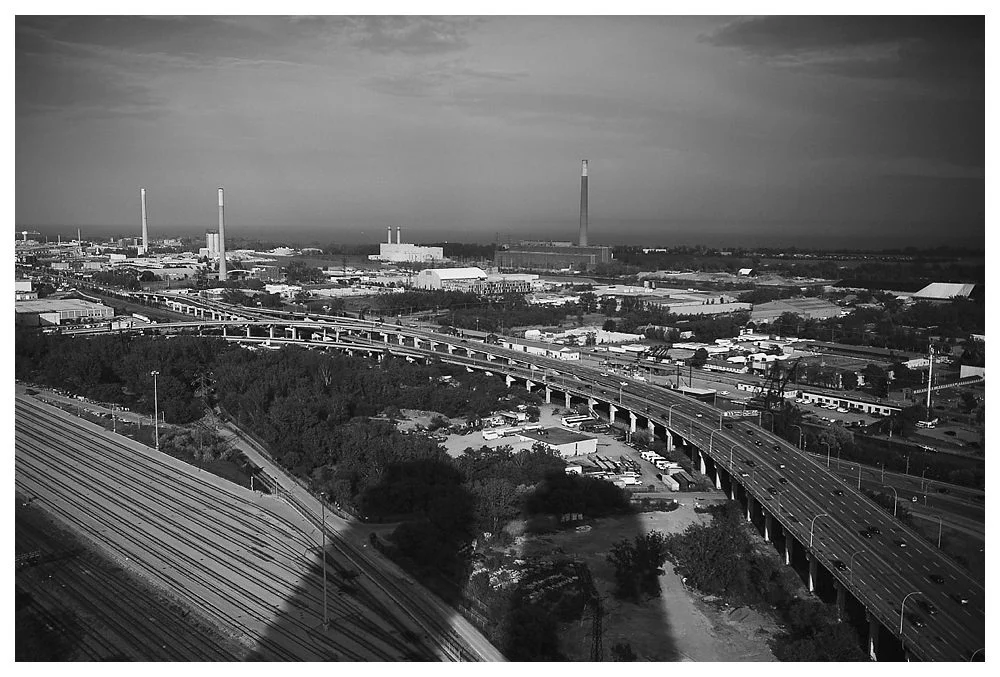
[518,427,598,458]
[751,297,844,323]
[495,243,613,271]
[414,267,534,294]
[15,298,114,326]
[911,282,976,302]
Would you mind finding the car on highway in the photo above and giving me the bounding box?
[860,529,874,539]
[724,423,733,429]
[746,429,755,436]
[867,525,881,535]
[754,440,762,446]
[778,477,788,484]
[937,487,950,494]
[894,539,908,549]
[744,459,755,467]
[907,613,927,629]
[952,593,970,606]
[928,574,945,585]
[767,487,778,495]
[740,472,750,478]
[696,413,703,418]
[833,489,844,496]
[776,463,785,469]
[832,559,848,571]
[916,600,939,615]
[772,445,781,451]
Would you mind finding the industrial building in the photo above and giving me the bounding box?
[15,298,114,326]
[750,297,844,323]
[414,267,534,294]
[518,427,598,458]
[205,231,221,258]
[911,282,976,302]
[369,227,445,263]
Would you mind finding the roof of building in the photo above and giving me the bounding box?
[912,283,975,300]
[520,427,595,446]
[424,267,488,280]
[14,298,111,314]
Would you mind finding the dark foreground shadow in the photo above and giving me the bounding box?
[247,451,681,662]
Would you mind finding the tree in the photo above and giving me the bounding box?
[602,319,617,332]
[611,643,637,661]
[690,348,709,368]
[607,531,669,601]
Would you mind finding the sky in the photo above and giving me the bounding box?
[14,13,986,248]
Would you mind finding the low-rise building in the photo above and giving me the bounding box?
[15,298,114,326]
[798,390,901,416]
[518,427,598,458]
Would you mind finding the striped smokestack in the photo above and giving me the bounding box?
[218,188,227,281]
[387,225,392,244]
[579,160,588,247]
[140,188,149,255]
[396,226,401,245]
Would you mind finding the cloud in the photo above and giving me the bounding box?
[340,16,479,55]
[702,16,983,87]
[366,61,526,98]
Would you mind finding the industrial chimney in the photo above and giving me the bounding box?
[218,188,227,281]
[387,226,392,244]
[396,226,401,245]
[140,188,149,255]
[579,160,589,247]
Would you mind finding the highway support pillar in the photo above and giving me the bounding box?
[322,328,327,341]
[714,467,721,490]
[808,554,818,593]
[835,581,846,621]
[545,387,552,404]
[486,353,494,361]
[629,411,638,434]
[764,513,773,542]
[506,375,515,388]
[699,450,707,475]
[648,419,657,441]
[867,612,880,661]
[246,325,251,338]
[746,495,754,523]
[729,479,737,501]
[608,403,618,424]
[587,397,597,413]
[526,380,535,393]
[290,327,297,341]
[664,431,674,452]
[784,534,794,566]
[398,334,404,345]
[222,325,227,338]
[446,343,454,354]
[269,326,275,340]
[565,392,572,409]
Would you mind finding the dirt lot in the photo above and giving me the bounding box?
[514,503,778,661]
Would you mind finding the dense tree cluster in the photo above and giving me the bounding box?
[607,531,670,601]
[523,472,631,518]
[284,260,326,284]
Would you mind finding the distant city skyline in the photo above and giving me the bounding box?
[16,15,984,248]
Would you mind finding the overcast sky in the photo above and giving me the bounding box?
[15,15,984,248]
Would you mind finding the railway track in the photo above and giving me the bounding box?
[15,396,434,660]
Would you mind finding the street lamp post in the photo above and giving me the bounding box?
[809,513,829,548]
[709,429,721,454]
[730,444,738,469]
[900,591,924,635]
[884,485,898,517]
[821,441,831,467]
[790,424,803,449]
[618,381,627,405]
[935,514,943,548]
[667,403,680,427]
[150,370,160,451]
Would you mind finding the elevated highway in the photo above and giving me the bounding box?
[58,295,985,661]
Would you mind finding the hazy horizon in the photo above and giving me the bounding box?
[17,16,984,249]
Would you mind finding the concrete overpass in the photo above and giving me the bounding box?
[66,303,985,662]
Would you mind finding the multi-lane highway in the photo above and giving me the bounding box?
[53,296,986,661]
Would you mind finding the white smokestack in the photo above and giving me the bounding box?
[396,226,401,245]
[387,226,392,244]
[218,188,227,281]
[140,188,149,255]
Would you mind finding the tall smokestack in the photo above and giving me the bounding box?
[140,188,149,255]
[218,188,227,281]
[387,226,392,245]
[579,160,589,247]
[396,226,401,245]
